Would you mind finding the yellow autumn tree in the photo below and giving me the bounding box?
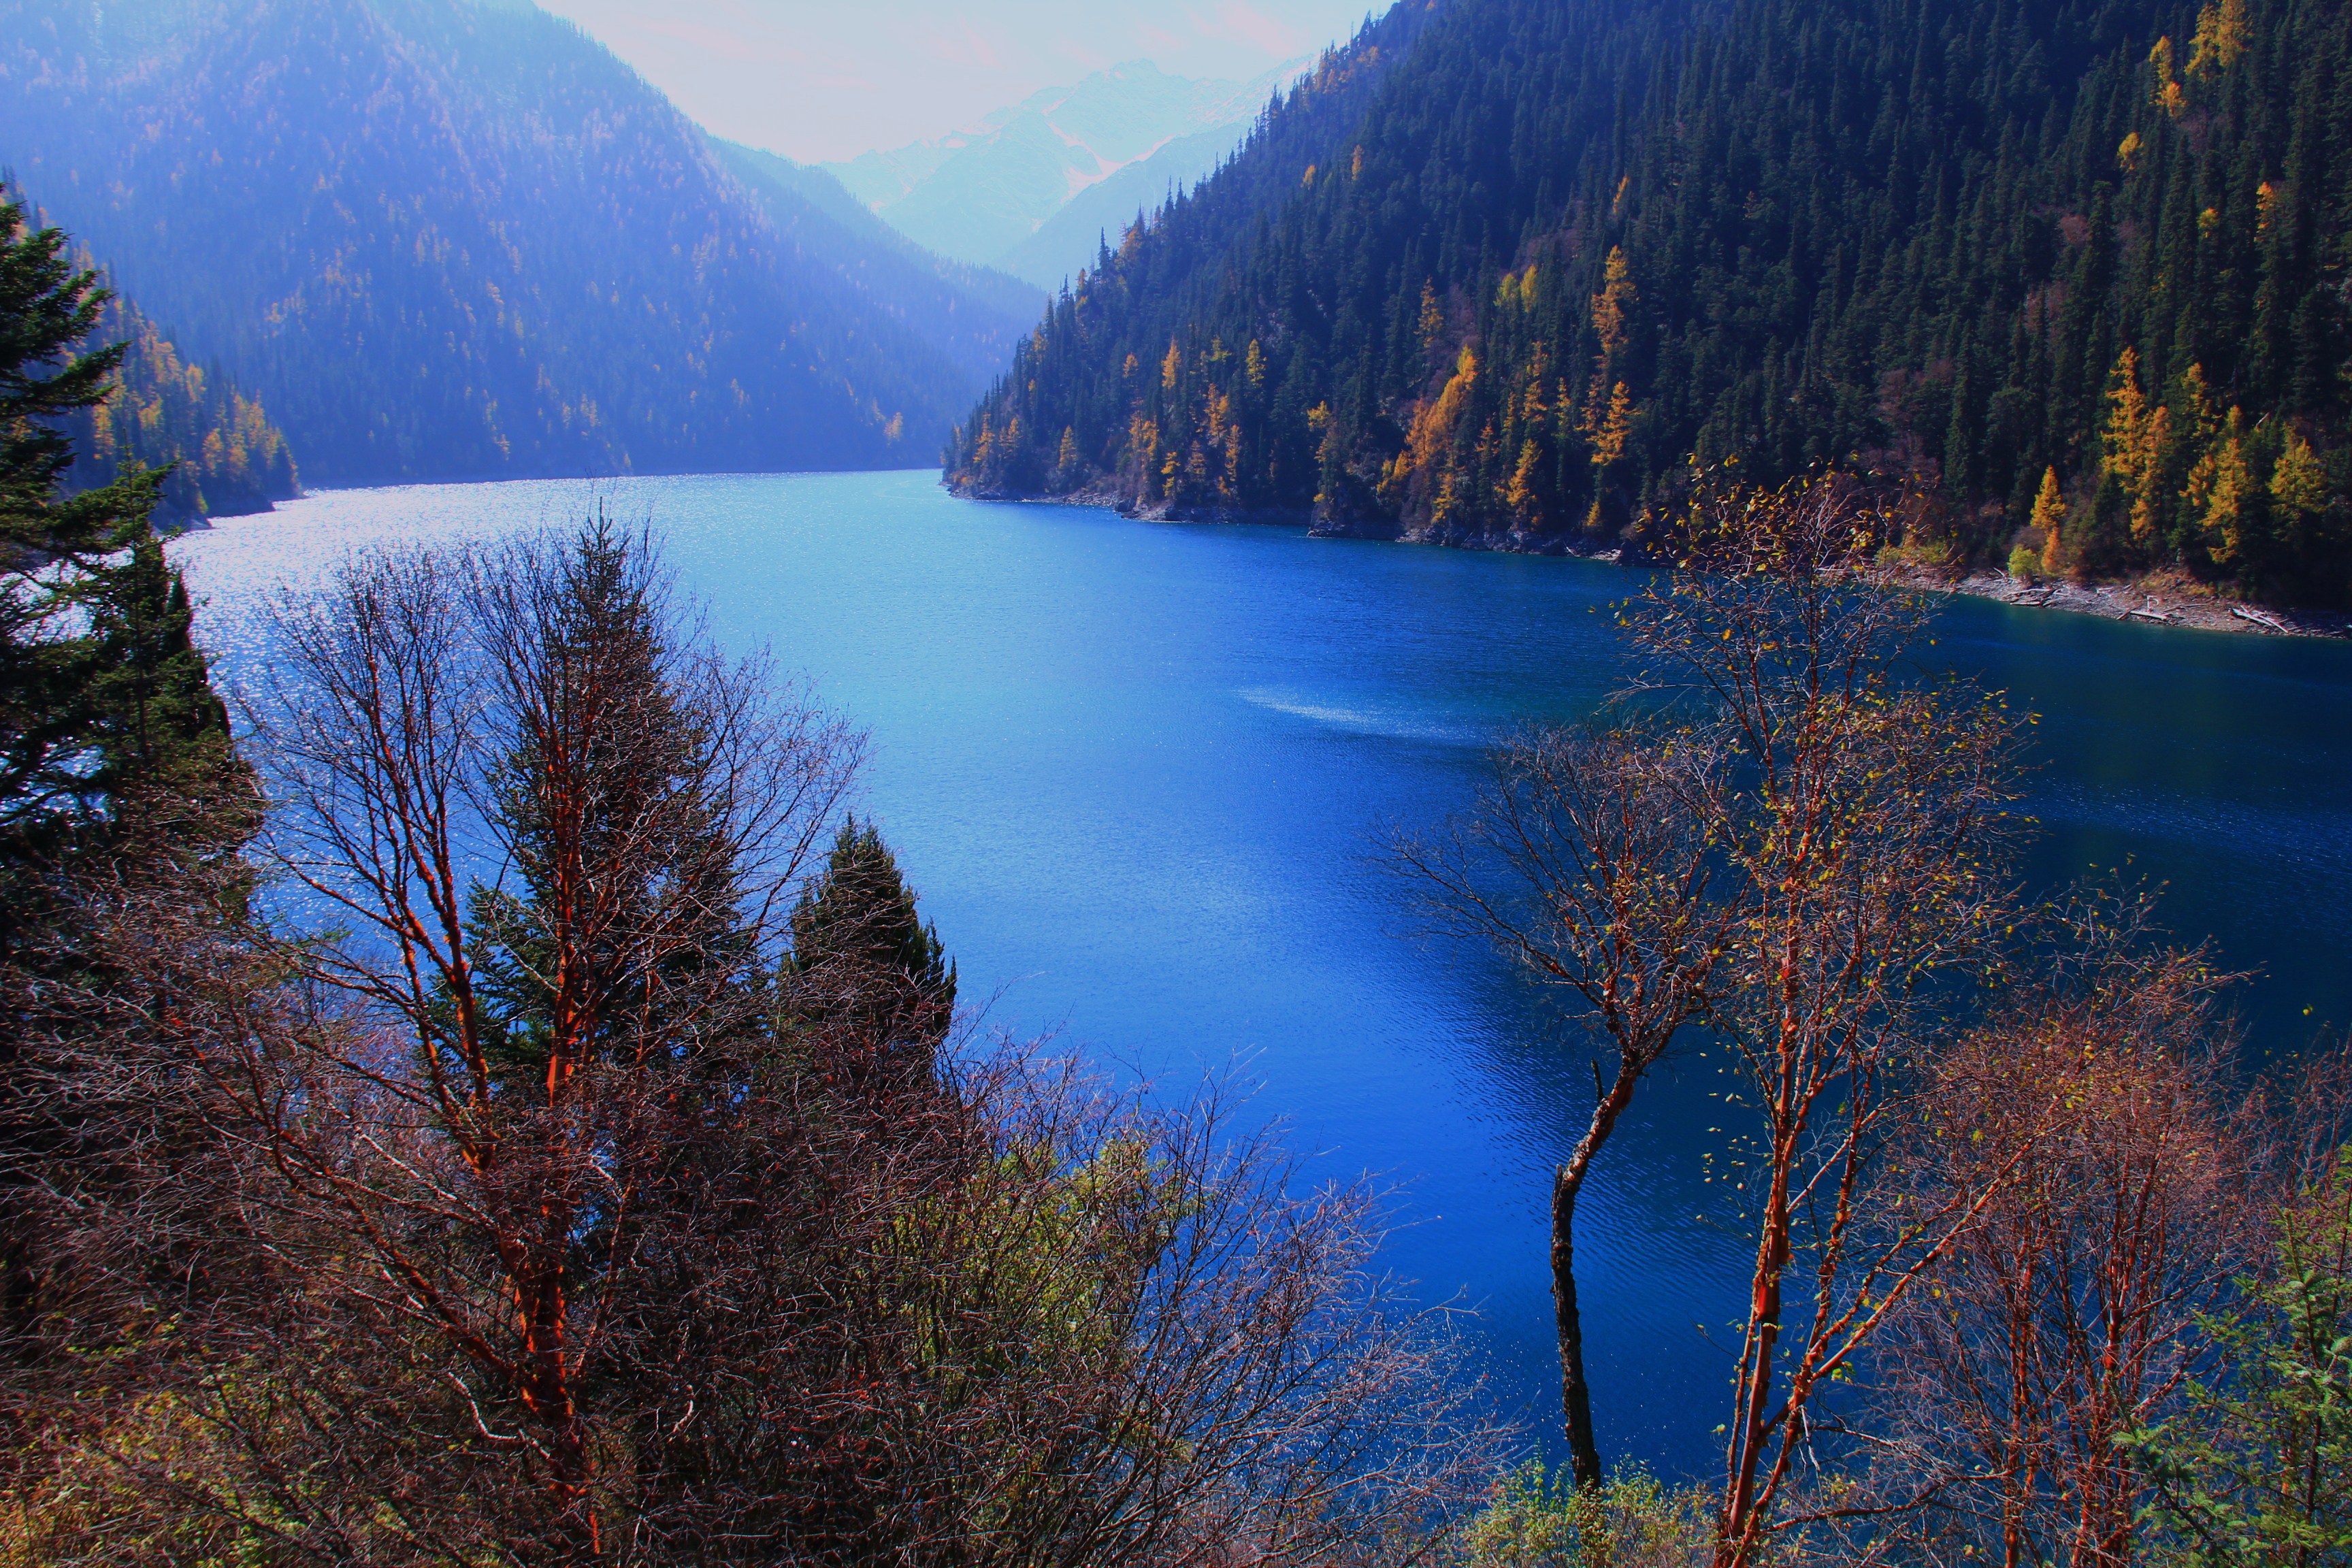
[1590,382,1635,471]
[2189,407,2257,564]
[2102,348,2170,542]
[1590,247,1635,363]
[2189,0,2248,78]
[2177,363,2222,449]
[1518,346,1552,427]
[2270,432,2330,518]
[1505,438,1544,522]
[2032,467,2068,575]
[1418,282,1446,371]
[2151,37,2187,117]
[1384,345,1482,516]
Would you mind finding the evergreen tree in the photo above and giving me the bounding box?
[0,186,250,941]
[2122,1147,2352,1564]
[780,817,957,1091]
[442,522,770,1100]
[0,189,252,1349]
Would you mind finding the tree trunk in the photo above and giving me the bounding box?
[1554,1061,1644,1490]
[1552,1162,1604,1488]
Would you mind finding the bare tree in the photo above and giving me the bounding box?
[1859,903,2278,1568]
[230,523,856,1556]
[1397,472,2035,1526]
[1394,719,1744,1487]
[2,521,1510,1565]
[1613,474,2040,1568]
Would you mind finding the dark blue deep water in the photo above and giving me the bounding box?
[174,469,2352,1478]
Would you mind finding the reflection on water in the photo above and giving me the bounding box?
[1237,686,1490,747]
[174,470,2352,1477]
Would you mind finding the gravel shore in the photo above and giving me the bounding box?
[1906,567,2352,640]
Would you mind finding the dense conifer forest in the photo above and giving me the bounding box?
[60,281,300,526]
[949,0,2352,606]
[0,0,1039,485]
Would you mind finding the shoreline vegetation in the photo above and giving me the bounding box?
[957,478,2352,640]
[1911,561,2352,639]
[949,0,2352,621]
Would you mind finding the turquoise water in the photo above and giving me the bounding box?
[174,469,2352,1477]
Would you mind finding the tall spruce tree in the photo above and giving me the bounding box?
[451,522,766,1095]
[0,189,246,928]
[1,190,252,1349]
[780,817,957,1091]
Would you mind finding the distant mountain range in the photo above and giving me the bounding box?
[0,0,1041,488]
[821,60,1306,291]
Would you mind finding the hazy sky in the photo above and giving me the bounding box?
[532,1,1379,163]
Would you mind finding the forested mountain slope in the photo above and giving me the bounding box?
[0,0,1028,485]
[950,0,2352,606]
[63,283,301,527]
[949,0,1450,509]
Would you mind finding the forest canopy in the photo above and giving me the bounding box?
[949,0,2352,606]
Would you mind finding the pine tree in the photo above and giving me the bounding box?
[780,817,956,1092]
[448,522,767,1094]
[0,188,250,938]
[1,190,253,1349]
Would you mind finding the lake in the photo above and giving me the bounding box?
[173,468,2352,1479]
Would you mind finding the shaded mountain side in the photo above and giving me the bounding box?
[947,0,1676,513]
[711,140,1044,322]
[950,0,2352,608]
[708,140,1044,389]
[946,0,1447,502]
[0,0,1013,485]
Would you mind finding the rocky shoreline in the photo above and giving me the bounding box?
[1902,566,2352,641]
[950,481,2351,642]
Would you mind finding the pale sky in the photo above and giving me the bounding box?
[532,1,1380,162]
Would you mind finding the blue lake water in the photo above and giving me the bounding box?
[173,468,2352,1480]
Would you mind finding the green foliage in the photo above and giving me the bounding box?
[0,191,245,892]
[953,0,2352,604]
[780,816,956,1083]
[886,1133,1174,1388]
[2122,1147,2352,1567]
[0,192,135,555]
[448,523,764,1089]
[0,189,252,1402]
[1458,1460,1714,1568]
